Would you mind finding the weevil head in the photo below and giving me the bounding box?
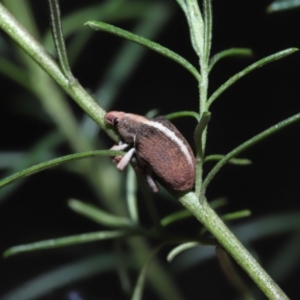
[105,111,126,127]
[105,111,149,144]
[105,111,135,143]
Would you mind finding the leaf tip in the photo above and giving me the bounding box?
[3,249,12,258]
[84,21,97,29]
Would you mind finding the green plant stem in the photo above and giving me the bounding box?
[179,192,289,300]
[0,3,118,141]
[184,0,211,199]
[48,0,73,79]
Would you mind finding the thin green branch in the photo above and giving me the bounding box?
[85,21,201,81]
[207,48,298,108]
[179,192,289,299]
[0,3,118,140]
[203,113,300,192]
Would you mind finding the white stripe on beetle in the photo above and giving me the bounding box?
[146,120,194,167]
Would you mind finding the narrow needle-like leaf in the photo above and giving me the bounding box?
[131,245,164,300]
[203,112,300,191]
[167,242,199,262]
[165,111,200,122]
[203,0,213,63]
[205,155,252,165]
[126,167,139,223]
[0,150,124,190]
[48,0,73,80]
[207,48,298,108]
[209,48,253,72]
[85,21,201,81]
[267,0,300,13]
[194,111,211,156]
[4,230,127,257]
[68,199,132,227]
[221,210,252,221]
[174,0,187,13]
[161,209,192,227]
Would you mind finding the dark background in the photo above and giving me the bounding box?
[1,0,300,299]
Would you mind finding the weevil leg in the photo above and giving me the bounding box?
[145,170,159,193]
[117,148,136,171]
[110,142,130,165]
[110,142,129,151]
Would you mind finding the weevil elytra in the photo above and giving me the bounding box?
[105,111,196,192]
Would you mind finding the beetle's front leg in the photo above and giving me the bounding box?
[109,142,130,165]
[116,147,136,171]
[110,142,129,151]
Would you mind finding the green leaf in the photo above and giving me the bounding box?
[160,209,192,227]
[0,131,63,203]
[209,48,253,72]
[131,245,164,300]
[165,111,200,122]
[68,199,132,228]
[126,167,139,223]
[85,21,201,81]
[4,230,127,257]
[0,56,30,90]
[267,0,300,13]
[209,197,228,209]
[174,0,187,13]
[216,247,254,300]
[1,254,118,300]
[221,210,252,222]
[194,111,211,156]
[167,242,200,262]
[48,0,73,80]
[207,48,299,108]
[205,155,252,165]
[0,150,124,190]
[185,0,204,57]
[203,112,300,191]
[203,0,213,63]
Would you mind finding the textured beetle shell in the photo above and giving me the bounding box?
[105,112,196,191]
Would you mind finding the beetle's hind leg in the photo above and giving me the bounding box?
[145,169,159,193]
